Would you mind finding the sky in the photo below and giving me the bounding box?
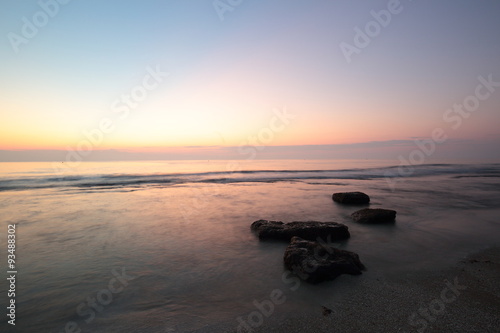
[1,0,499,161]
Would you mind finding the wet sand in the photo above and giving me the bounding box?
[202,246,500,333]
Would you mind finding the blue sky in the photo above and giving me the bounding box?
[1,0,499,161]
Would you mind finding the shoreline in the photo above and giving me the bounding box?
[2,161,499,332]
[201,246,500,333]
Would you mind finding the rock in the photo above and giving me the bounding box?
[251,220,350,241]
[332,191,370,204]
[322,306,333,316]
[351,208,396,224]
[283,236,365,284]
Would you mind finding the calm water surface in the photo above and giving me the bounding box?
[1,160,499,332]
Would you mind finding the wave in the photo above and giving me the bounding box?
[1,163,499,192]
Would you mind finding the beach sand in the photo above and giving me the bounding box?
[203,246,500,333]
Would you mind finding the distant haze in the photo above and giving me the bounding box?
[1,139,500,163]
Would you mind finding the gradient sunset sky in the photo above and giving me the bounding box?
[1,0,499,161]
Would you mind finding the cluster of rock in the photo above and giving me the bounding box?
[332,191,397,224]
[331,191,370,204]
[250,191,397,284]
[283,236,365,284]
[251,220,350,241]
[351,208,396,224]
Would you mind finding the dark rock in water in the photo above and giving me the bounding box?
[251,220,350,241]
[332,191,370,204]
[284,236,364,284]
[322,306,333,316]
[351,208,396,224]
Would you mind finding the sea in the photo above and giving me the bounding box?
[1,160,499,332]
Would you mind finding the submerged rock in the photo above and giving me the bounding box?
[351,208,396,224]
[284,236,365,284]
[332,191,370,204]
[322,306,333,316]
[251,220,350,241]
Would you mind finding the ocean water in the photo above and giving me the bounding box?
[1,160,500,332]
